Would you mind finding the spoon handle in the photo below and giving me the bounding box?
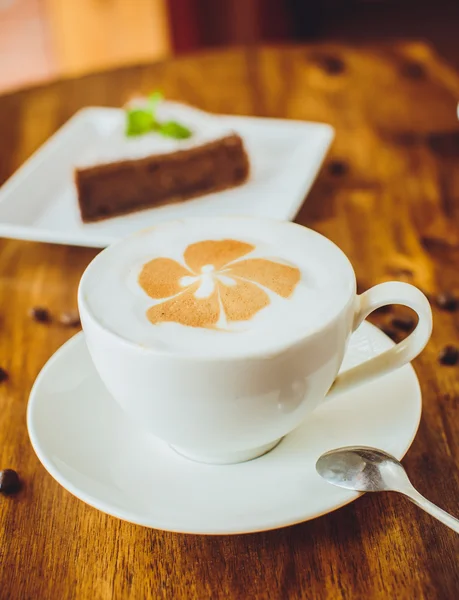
[403,487,459,533]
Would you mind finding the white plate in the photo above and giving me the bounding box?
[0,105,334,248]
[27,322,421,535]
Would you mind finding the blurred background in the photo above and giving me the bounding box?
[1,0,458,93]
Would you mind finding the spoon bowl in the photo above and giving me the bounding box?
[316,445,459,533]
[316,446,410,493]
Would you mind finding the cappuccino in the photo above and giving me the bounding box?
[79,216,432,464]
[81,218,355,356]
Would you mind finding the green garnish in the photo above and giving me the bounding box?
[158,121,193,139]
[125,108,155,137]
[125,91,192,140]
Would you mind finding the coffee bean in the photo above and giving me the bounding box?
[391,316,416,332]
[380,326,398,343]
[328,159,348,177]
[421,234,459,251]
[400,61,426,79]
[438,345,459,366]
[58,310,80,327]
[426,132,459,158]
[0,367,8,383]
[29,307,51,323]
[315,54,345,75]
[0,469,21,494]
[435,292,458,311]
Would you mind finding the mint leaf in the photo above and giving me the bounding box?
[158,120,192,139]
[126,108,155,137]
[125,91,193,139]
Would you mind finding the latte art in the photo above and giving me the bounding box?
[138,239,300,330]
[81,218,354,356]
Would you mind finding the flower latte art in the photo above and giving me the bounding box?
[138,240,300,329]
[81,219,354,356]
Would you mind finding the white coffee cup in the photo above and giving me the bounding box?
[78,217,432,464]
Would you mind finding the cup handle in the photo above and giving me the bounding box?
[326,281,432,400]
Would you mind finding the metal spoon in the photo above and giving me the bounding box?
[316,446,459,533]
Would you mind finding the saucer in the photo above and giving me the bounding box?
[27,322,421,535]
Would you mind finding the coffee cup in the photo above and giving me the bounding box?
[78,217,432,464]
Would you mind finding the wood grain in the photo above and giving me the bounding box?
[1,43,459,599]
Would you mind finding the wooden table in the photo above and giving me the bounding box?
[1,43,458,599]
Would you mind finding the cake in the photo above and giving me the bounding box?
[74,102,250,223]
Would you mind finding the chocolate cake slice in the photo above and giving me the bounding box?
[75,133,249,223]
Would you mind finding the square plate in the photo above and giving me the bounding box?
[0,106,334,248]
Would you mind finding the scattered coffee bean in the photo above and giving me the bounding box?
[0,469,21,494]
[0,367,8,383]
[438,345,459,366]
[58,310,80,327]
[328,159,349,177]
[29,306,51,323]
[380,326,398,343]
[435,292,458,312]
[315,54,345,75]
[421,227,459,250]
[400,61,426,80]
[426,132,459,158]
[391,316,416,332]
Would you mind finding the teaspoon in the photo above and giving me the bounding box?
[316,446,459,533]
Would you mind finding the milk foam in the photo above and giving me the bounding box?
[81,219,355,357]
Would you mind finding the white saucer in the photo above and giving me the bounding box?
[27,322,421,535]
